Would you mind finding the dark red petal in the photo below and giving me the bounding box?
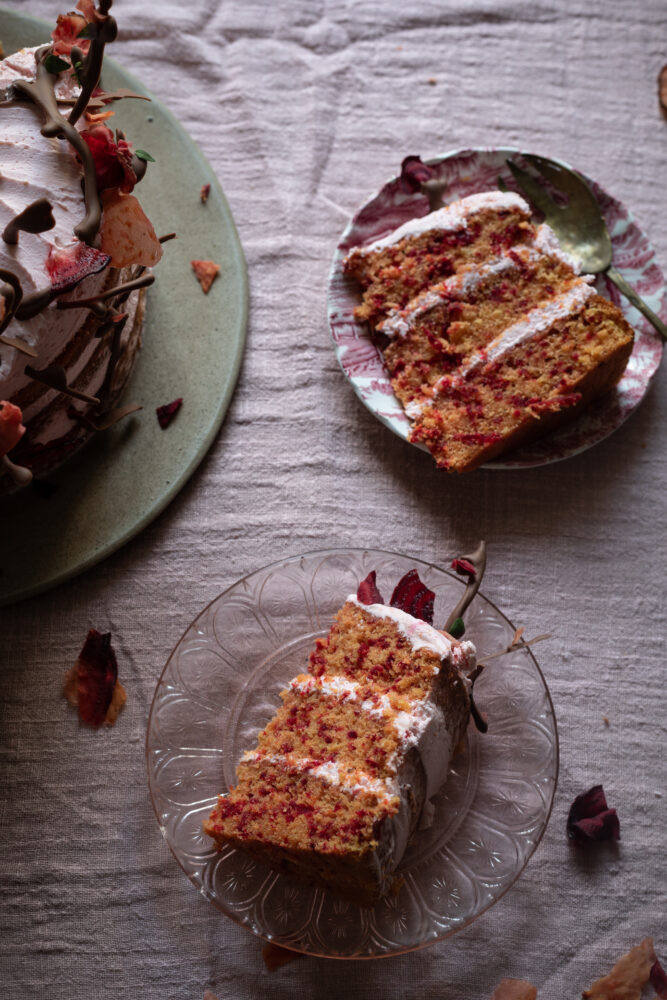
[569,784,609,822]
[389,569,435,624]
[76,629,118,727]
[46,242,111,293]
[451,557,477,578]
[357,571,384,605]
[156,398,183,429]
[399,155,434,193]
[567,785,620,846]
[651,959,667,999]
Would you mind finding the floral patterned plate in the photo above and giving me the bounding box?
[146,549,558,959]
[327,147,665,469]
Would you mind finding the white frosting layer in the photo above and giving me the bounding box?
[356,190,530,256]
[241,750,399,806]
[459,278,595,376]
[348,595,476,673]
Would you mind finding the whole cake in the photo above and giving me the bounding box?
[344,190,634,472]
[204,569,477,906]
[0,1,163,491]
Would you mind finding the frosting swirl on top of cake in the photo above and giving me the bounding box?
[0,48,109,398]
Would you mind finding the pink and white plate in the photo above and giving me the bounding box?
[327,147,665,469]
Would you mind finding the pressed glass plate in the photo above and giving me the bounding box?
[327,147,664,469]
[146,549,559,959]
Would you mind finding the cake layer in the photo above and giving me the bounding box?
[344,192,534,328]
[381,235,586,411]
[409,293,633,471]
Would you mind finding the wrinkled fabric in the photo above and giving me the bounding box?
[1,0,666,997]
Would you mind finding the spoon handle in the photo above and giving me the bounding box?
[606,265,667,341]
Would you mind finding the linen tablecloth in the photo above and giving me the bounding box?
[2,0,666,996]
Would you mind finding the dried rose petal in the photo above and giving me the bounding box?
[651,959,667,999]
[69,629,121,727]
[357,571,384,605]
[200,183,211,204]
[491,979,537,1000]
[80,123,137,193]
[583,939,656,1000]
[46,242,110,293]
[389,569,435,624]
[51,12,89,57]
[156,398,182,429]
[262,943,305,971]
[451,557,477,578]
[0,400,25,457]
[399,155,434,193]
[191,259,220,294]
[567,785,620,846]
[659,65,667,116]
[99,190,163,268]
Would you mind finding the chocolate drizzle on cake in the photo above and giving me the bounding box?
[2,198,55,245]
[24,363,100,405]
[0,0,168,487]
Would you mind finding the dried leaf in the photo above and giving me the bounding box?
[659,65,667,116]
[582,939,656,1000]
[491,980,537,1000]
[191,258,220,293]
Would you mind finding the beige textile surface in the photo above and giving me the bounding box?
[1,0,666,996]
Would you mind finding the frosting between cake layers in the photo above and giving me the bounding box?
[459,277,596,376]
[356,190,531,256]
[378,224,583,341]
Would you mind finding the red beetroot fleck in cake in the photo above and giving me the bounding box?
[389,569,435,624]
[156,398,183,429]
[357,571,384,605]
[347,730,358,739]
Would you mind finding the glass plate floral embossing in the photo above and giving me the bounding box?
[327,147,664,469]
[146,549,559,958]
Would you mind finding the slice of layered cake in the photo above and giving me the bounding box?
[344,190,634,472]
[204,570,476,906]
